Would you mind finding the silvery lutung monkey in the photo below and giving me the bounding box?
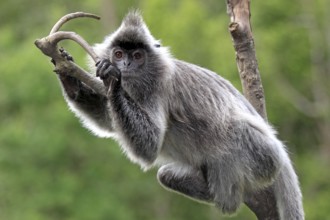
[55,11,304,219]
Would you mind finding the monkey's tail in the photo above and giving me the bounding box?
[274,156,304,220]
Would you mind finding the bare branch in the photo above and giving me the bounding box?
[50,31,100,62]
[50,12,100,35]
[34,12,105,96]
[56,61,106,96]
[34,31,99,62]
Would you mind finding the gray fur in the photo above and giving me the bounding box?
[57,11,304,219]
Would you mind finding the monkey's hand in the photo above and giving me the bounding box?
[96,59,121,89]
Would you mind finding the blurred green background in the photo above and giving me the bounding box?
[0,0,329,219]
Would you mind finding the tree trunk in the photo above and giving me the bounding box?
[226,0,279,219]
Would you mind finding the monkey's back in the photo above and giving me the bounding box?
[160,60,268,165]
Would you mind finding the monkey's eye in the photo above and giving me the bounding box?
[133,51,143,60]
[114,50,123,59]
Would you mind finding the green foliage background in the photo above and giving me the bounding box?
[0,0,329,219]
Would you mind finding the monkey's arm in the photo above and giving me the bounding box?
[54,51,114,137]
[97,59,165,165]
[110,86,164,164]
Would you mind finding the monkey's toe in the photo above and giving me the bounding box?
[59,47,74,62]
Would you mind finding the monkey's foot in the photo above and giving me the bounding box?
[51,47,74,66]
[214,186,242,214]
[59,47,74,62]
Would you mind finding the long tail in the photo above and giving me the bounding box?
[274,156,304,220]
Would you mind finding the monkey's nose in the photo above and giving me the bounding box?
[124,61,131,67]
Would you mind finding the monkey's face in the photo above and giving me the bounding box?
[111,47,146,76]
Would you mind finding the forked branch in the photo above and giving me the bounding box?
[34,12,105,96]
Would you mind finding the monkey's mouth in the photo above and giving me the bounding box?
[121,70,130,75]
[121,70,138,79]
[121,69,136,75]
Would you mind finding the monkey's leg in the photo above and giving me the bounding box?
[157,163,213,203]
[207,159,244,214]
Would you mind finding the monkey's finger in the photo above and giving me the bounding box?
[95,59,110,67]
[105,66,121,81]
[96,59,108,71]
[95,59,104,67]
[96,60,111,77]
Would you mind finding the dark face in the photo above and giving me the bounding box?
[111,47,146,75]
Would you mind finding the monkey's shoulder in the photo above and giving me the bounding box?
[167,59,258,117]
[170,60,237,98]
[173,59,235,90]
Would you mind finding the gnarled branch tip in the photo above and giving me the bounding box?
[50,12,101,35]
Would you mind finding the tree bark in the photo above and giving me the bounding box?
[226,0,279,219]
[226,0,267,120]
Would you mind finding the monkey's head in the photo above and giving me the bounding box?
[94,10,173,78]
